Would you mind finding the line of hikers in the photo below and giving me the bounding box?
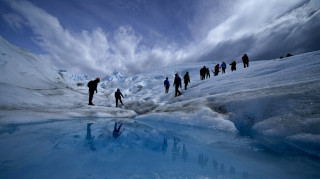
[164,71,190,97]
[200,54,249,79]
[87,54,249,106]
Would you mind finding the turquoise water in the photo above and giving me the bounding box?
[0,117,319,179]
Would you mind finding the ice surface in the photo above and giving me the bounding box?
[0,36,320,178]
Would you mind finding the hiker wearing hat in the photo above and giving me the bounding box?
[164,77,170,94]
[87,78,100,105]
[173,73,182,97]
[115,88,124,107]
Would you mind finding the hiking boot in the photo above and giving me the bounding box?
[88,103,95,106]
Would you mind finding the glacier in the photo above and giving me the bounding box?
[0,36,320,178]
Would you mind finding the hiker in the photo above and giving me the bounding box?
[115,88,124,107]
[183,72,190,90]
[214,64,220,76]
[173,73,182,97]
[112,122,122,139]
[87,78,100,105]
[230,61,236,71]
[242,54,249,68]
[200,66,206,80]
[164,77,170,94]
[221,62,226,74]
[205,67,210,79]
[286,53,293,57]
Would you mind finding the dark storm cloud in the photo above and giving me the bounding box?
[197,0,320,62]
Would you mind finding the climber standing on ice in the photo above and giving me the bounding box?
[173,73,182,97]
[164,77,170,94]
[87,78,100,105]
[214,64,220,76]
[230,61,237,71]
[242,53,249,68]
[183,72,190,90]
[221,62,226,74]
[115,88,124,107]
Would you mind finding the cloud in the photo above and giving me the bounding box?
[2,13,25,31]
[2,0,320,77]
[4,0,190,77]
[196,0,320,61]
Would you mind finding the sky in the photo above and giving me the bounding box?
[1,0,320,77]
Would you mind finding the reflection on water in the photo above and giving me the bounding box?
[112,122,122,139]
[0,124,19,135]
[243,171,249,179]
[85,123,96,151]
[1,118,319,179]
[230,166,236,175]
[198,153,209,168]
[86,123,94,140]
[212,159,218,171]
[161,138,168,155]
[220,163,225,175]
[181,144,188,162]
[171,137,180,161]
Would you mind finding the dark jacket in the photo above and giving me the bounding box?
[173,76,182,88]
[242,54,249,63]
[164,79,170,87]
[87,80,99,92]
[215,64,220,70]
[230,61,236,66]
[115,90,124,99]
[183,74,190,83]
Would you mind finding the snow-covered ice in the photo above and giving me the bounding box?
[1,36,320,178]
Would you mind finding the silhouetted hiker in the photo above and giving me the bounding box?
[286,53,293,57]
[87,78,100,105]
[214,64,220,76]
[221,62,226,74]
[205,67,210,79]
[242,54,249,68]
[183,72,190,90]
[115,89,124,107]
[200,66,206,80]
[113,122,122,139]
[173,73,182,97]
[230,61,236,71]
[164,77,170,94]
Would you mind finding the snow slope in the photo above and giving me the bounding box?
[0,35,320,157]
[0,36,135,122]
[99,51,320,157]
